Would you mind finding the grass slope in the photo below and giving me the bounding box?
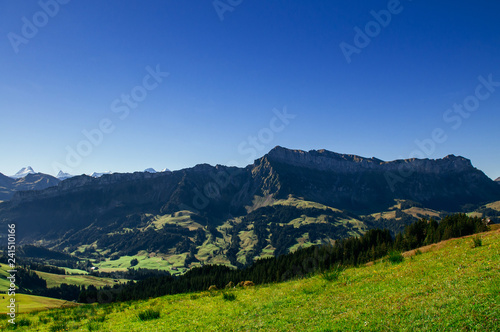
[486,200,500,211]
[2,229,500,331]
[0,263,11,293]
[1,264,74,314]
[0,294,77,314]
[1,263,125,315]
[95,254,180,274]
[34,271,127,289]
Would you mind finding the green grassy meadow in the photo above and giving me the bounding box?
[0,263,127,315]
[34,271,128,289]
[95,254,185,275]
[2,228,499,331]
[0,263,11,292]
[0,294,77,314]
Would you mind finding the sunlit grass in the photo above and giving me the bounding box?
[0,294,77,314]
[2,230,499,331]
[35,270,128,289]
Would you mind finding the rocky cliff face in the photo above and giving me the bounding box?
[4,147,498,211]
[261,146,499,212]
[266,146,474,174]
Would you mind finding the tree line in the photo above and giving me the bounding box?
[78,213,488,303]
[1,213,488,303]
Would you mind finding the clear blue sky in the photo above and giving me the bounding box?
[1,0,499,179]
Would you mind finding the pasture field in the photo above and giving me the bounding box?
[1,229,498,331]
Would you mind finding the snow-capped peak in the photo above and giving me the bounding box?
[10,166,36,179]
[144,168,171,173]
[90,171,113,178]
[56,171,75,180]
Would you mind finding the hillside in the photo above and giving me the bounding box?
[0,294,77,315]
[33,271,127,289]
[0,263,78,314]
[0,172,60,201]
[2,228,499,330]
[1,147,499,271]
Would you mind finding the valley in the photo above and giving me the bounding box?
[0,147,499,328]
[1,147,499,275]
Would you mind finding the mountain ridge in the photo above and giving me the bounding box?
[1,146,499,270]
[4,146,498,209]
[266,146,474,173]
[0,172,60,201]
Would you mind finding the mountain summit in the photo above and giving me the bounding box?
[265,146,472,173]
[90,171,113,178]
[0,171,60,200]
[10,166,36,179]
[254,146,495,212]
[56,171,75,180]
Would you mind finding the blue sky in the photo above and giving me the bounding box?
[1,0,499,179]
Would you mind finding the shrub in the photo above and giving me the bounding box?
[130,258,139,267]
[90,315,106,323]
[222,292,237,301]
[50,322,68,332]
[17,318,31,327]
[414,249,422,256]
[321,265,345,281]
[301,287,317,295]
[138,308,161,321]
[386,250,404,264]
[87,320,102,331]
[471,235,482,248]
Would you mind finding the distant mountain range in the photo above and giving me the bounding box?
[0,167,171,200]
[0,146,498,269]
[0,172,60,201]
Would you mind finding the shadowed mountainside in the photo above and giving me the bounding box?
[0,146,499,269]
[0,172,60,201]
